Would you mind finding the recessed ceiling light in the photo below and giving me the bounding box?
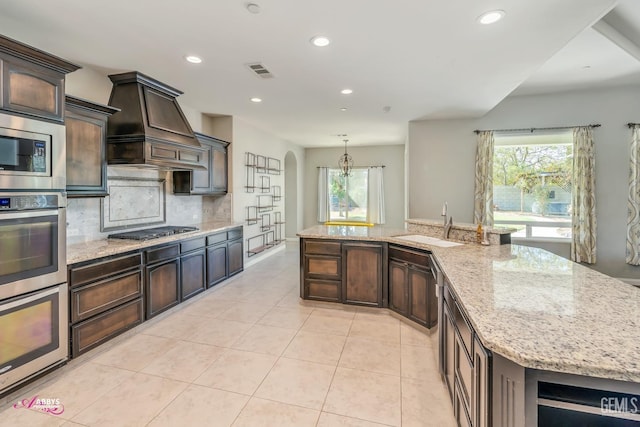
[310,35,331,47]
[246,2,261,13]
[340,89,353,95]
[185,55,202,64]
[477,10,505,25]
[250,97,262,103]
[340,107,347,111]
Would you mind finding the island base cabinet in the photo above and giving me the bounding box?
[146,259,180,319]
[342,242,384,306]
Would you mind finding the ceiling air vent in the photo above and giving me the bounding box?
[246,62,274,79]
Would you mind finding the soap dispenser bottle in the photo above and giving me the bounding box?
[476,223,483,243]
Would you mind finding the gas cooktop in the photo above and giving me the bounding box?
[108,226,198,241]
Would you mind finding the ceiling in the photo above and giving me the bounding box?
[0,0,637,147]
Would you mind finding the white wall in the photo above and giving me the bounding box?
[231,117,305,264]
[408,85,640,278]
[303,145,405,229]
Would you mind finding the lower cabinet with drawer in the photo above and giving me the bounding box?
[206,226,244,288]
[68,252,144,358]
[301,238,343,301]
[441,278,492,427]
[180,237,206,301]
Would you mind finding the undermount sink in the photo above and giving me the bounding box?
[393,234,464,247]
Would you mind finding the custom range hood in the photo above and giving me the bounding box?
[106,71,205,170]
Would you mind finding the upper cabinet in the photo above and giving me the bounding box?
[65,96,119,198]
[173,132,230,195]
[0,35,80,123]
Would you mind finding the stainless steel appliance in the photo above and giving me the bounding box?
[0,113,66,191]
[0,192,67,395]
[108,225,198,241]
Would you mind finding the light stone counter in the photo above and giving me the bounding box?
[298,225,640,383]
[67,221,243,265]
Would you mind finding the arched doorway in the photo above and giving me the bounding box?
[284,151,297,238]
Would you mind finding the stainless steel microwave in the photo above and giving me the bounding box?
[0,113,65,191]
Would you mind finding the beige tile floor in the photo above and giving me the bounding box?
[0,241,456,427]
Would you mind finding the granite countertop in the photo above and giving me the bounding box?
[406,218,515,235]
[298,225,640,383]
[67,221,243,265]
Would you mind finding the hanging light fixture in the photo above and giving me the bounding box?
[338,138,353,177]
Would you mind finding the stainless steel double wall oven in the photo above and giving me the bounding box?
[0,113,68,396]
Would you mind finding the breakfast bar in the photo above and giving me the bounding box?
[298,224,640,427]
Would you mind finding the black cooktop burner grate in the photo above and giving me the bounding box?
[108,225,198,241]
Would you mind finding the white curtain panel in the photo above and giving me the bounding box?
[317,167,329,223]
[368,166,386,224]
[627,125,640,265]
[473,131,494,226]
[571,127,597,264]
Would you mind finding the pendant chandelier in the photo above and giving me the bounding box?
[338,138,353,177]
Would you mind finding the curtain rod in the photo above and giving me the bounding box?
[628,123,640,128]
[473,124,601,134]
[316,165,385,168]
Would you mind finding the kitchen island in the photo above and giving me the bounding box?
[298,224,640,427]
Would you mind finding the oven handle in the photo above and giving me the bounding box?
[0,209,60,220]
[2,286,59,311]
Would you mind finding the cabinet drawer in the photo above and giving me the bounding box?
[227,227,242,241]
[454,299,473,359]
[305,240,341,255]
[71,298,143,358]
[305,255,341,279]
[444,281,454,310]
[305,279,341,301]
[181,237,206,253]
[388,245,430,267]
[455,380,473,427]
[70,270,143,323]
[455,331,473,407]
[146,244,180,264]
[206,231,226,245]
[69,252,142,288]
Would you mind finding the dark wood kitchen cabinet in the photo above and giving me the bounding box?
[388,245,437,328]
[173,132,229,195]
[301,239,343,302]
[65,96,119,197]
[68,252,144,357]
[180,237,207,301]
[0,35,80,122]
[145,243,181,319]
[342,242,385,307]
[206,227,244,288]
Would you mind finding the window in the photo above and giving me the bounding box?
[492,132,572,240]
[328,168,368,222]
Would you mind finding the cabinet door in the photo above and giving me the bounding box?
[408,265,428,326]
[207,242,228,287]
[227,238,244,277]
[181,249,206,301]
[388,259,408,315]
[211,143,228,193]
[65,108,108,196]
[342,242,383,306]
[443,301,456,401]
[473,335,491,427]
[1,56,64,122]
[146,258,180,319]
[191,142,213,193]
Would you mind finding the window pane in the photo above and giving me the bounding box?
[493,142,572,239]
[328,168,368,222]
